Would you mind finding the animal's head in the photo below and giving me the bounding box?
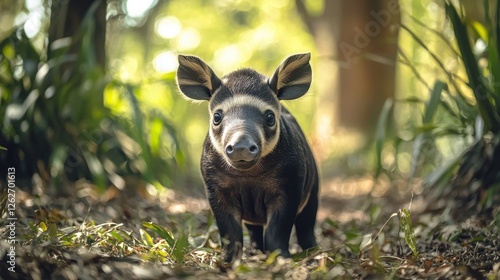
[176,53,312,170]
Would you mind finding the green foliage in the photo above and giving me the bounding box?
[378,1,500,197]
[445,2,500,133]
[409,81,447,178]
[398,208,418,256]
[0,24,182,189]
[140,221,190,262]
[1,0,316,188]
[3,184,498,278]
[374,98,394,178]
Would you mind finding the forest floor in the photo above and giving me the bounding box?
[1,174,499,279]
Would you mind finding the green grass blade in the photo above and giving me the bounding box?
[406,13,461,58]
[400,24,468,100]
[123,84,153,182]
[142,222,175,248]
[441,89,476,123]
[374,98,394,178]
[471,10,500,113]
[490,1,500,112]
[172,233,189,262]
[470,20,489,42]
[48,223,58,244]
[398,50,432,91]
[109,230,124,243]
[424,154,461,193]
[139,229,154,247]
[409,134,427,178]
[398,208,418,256]
[445,2,500,133]
[484,0,491,27]
[496,0,500,65]
[82,151,107,191]
[410,81,446,177]
[265,250,281,265]
[423,81,446,124]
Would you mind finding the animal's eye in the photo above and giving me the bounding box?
[213,111,223,125]
[265,111,275,126]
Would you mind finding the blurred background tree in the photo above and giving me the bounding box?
[0,0,184,192]
[49,0,106,73]
[296,0,400,140]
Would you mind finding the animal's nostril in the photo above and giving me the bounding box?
[225,137,260,162]
[249,145,258,154]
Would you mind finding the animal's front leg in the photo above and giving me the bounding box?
[264,201,298,258]
[216,212,242,263]
[208,197,243,263]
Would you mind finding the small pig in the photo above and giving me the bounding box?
[176,53,319,263]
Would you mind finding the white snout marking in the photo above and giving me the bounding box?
[209,94,282,159]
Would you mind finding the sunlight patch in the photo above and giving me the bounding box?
[153,51,178,73]
[155,16,182,39]
[177,28,201,50]
[125,0,156,18]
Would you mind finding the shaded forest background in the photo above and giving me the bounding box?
[0,0,499,278]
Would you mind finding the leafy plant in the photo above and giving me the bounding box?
[398,208,418,256]
[377,1,500,207]
[0,14,183,190]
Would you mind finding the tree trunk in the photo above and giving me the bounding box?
[48,0,106,70]
[296,0,400,137]
[338,0,400,132]
[47,0,107,181]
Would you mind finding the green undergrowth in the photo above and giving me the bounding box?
[1,188,498,279]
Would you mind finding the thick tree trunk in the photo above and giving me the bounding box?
[337,0,400,132]
[47,0,107,181]
[296,0,400,135]
[48,0,106,69]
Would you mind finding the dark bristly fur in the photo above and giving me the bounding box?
[176,53,318,263]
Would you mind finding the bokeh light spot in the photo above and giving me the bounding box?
[125,0,156,18]
[153,51,178,73]
[155,16,182,39]
[177,28,201,50]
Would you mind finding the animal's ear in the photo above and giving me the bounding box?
[269,53,312,100]
[176,55,221,101]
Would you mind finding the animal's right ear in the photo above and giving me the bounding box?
[269,53,312,100]
[176,55,221,101]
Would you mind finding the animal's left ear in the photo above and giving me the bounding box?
[177,55,221,101]
[268,53,312,100]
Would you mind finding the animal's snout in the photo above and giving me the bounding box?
[225,136,260,162]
